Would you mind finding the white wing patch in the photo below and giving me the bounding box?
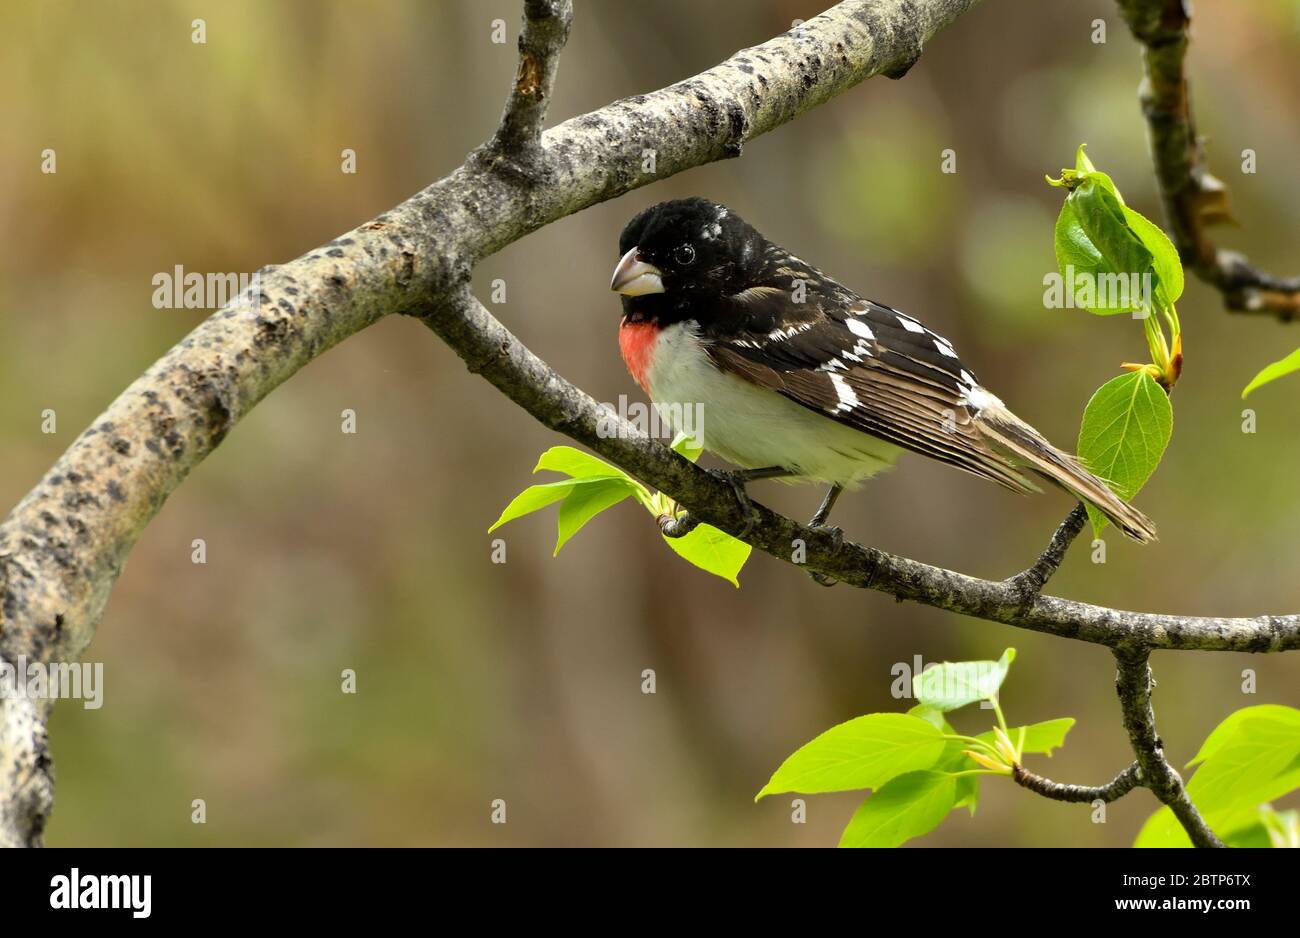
[933,336,959,359]
[961,385,1004,414]
[829,373,860,412]
[846,318,875,342]
[767,321,815,341]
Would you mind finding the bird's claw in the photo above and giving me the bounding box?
[709,468,759,540]
[658,511,700,539]
[806,523,843,587]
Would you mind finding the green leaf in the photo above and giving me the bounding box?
[1075,143,1097,175]
[912,648,1016,712]
[1260,805,1300,849]
[1242,347,1300,399]
[1135,709,1300,847]
[534,445,632,481]
[976,718,1075,758]
[1015,717,1075,755]
[936,740,981,816]
[661,523,751,587]
[554,478,635,554]
[1053,204,1124,315]
[1076,371,1172,537]
[1120,204,1183,307]
[1181,713,1300,825]
[669,431,704,462]
[1136,762,1300,848]
[907,705,979,814]
[507,441,751,583]
[1048,146,1182,315]
[1188,705,1300,767]
[1052,208,1147,316]
[906,704,949,731]
[838,771,957,848]
[1055,178,1153,316]
[489,478,612,532]
[757,713,946,800]
[1222,805,1300,848]
[1222,821,1273,849]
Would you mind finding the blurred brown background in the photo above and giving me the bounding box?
[2,0,1298,847]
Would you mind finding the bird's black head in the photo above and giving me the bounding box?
[611,198,767,324]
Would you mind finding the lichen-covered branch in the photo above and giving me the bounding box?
[1117,0,1300,320]
[1012,761,1140,804]
[0,0,987,848]
[1113,648,1223,847]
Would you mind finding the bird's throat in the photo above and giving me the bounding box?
[618,319,660,392]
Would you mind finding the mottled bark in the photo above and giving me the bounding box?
[1113,648,1224,847]
[1013,761,1141,804]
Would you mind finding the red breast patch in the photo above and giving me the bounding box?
[618,319,660,392]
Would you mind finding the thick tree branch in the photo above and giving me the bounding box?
[1113,648,1223,847]
[1117,0,1300,320]
[1012,761,1140,804]
[0,0,986,848]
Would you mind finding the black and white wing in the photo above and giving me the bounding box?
[707,298,1039,495]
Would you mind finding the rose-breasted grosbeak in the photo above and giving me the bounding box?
[610,197,1156,548]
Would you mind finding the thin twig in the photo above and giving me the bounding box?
[479,0,573,174]
[1113,647,1224,847]
[1116,0,1300,320]
[1012,761,1141,804]
[1005,503,1088,602]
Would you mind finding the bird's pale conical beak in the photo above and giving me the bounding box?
[610,247,664,296]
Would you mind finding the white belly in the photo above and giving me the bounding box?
[645,322,902,487]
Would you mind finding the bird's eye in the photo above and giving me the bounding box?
[673,243,696,266]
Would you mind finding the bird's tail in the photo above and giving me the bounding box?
[974,402,1157,544]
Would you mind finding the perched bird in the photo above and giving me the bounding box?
[609,197,1156,552]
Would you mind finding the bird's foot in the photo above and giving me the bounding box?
[806,524,843,587]
[710,467,760,540]
[657,510,700,539]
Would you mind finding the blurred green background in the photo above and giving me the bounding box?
[2,0,1298,847]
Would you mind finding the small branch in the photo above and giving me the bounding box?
[1117,0,1300,320]
[1005,503,1087,602]
[1113,647,1224,847]
[419,289,1300,654]
[480,0,574,173]
[1012,761,1140,804]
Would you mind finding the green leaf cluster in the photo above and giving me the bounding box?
[757,648,1077,847]
[1048,146,1182,537]
[489,436,750,585]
